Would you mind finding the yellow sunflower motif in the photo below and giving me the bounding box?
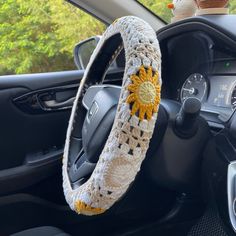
[126,65,161,121]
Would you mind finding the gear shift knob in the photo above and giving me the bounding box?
[175,97,201,137]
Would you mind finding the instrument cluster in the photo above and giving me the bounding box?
[179,60,236,121]
[160,30,236,122]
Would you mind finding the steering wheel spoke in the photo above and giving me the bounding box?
[82,85,120,163]
[68,152,96,184]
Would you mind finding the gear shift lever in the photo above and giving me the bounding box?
[175,97,201,138]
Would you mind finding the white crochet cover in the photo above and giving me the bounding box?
[63,16,162,216]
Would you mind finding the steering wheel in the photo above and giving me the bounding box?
[63,16,162,216]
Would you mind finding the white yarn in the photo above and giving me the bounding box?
[171,0,198,22]
[62,16,162,216]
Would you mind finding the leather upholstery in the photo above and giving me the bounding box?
[11,226,70,236]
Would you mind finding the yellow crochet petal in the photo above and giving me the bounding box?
[147,66,153,80]
[131,101,140,115]
[127,84,138,93]
[112,18,120,25]
[152,72,159,84]
[130,75,141,84]
[153,105,158,113]
[126,93,136,103]
[153,97,160,113]
[139,66,147,82]
[75,201,105,215]
[146,107,153,121]
[139,106,146,121]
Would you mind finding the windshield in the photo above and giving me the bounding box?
[137,0,236,24]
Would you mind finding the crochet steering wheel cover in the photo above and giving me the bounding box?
[63,16,162,216]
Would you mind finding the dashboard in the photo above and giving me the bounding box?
[178,59,236,121]
[158,19,236,124]
[104,16,236,127]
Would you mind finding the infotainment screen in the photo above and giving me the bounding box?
[207,76,236,109]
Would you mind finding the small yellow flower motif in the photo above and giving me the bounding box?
[126,66,161,121]
[75,200,105,215]
[112,18,120,25]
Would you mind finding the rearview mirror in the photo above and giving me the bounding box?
[74,36,100,70]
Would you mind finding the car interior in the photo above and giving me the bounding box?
[1,0,236,235]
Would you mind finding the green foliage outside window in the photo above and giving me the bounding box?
[0,0,236,75]
[0,0,105,75]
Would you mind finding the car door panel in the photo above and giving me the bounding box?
[0,70,83,90]
[0,71,82,196]
[0,69,123,196]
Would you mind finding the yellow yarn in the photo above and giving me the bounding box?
[112,18,120,25]
[75,200,105,215]
[126,66,161,121]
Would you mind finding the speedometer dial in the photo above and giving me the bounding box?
[181,73,208,103]
[231,86,236,110]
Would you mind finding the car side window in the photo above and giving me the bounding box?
[0,0,105,75]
